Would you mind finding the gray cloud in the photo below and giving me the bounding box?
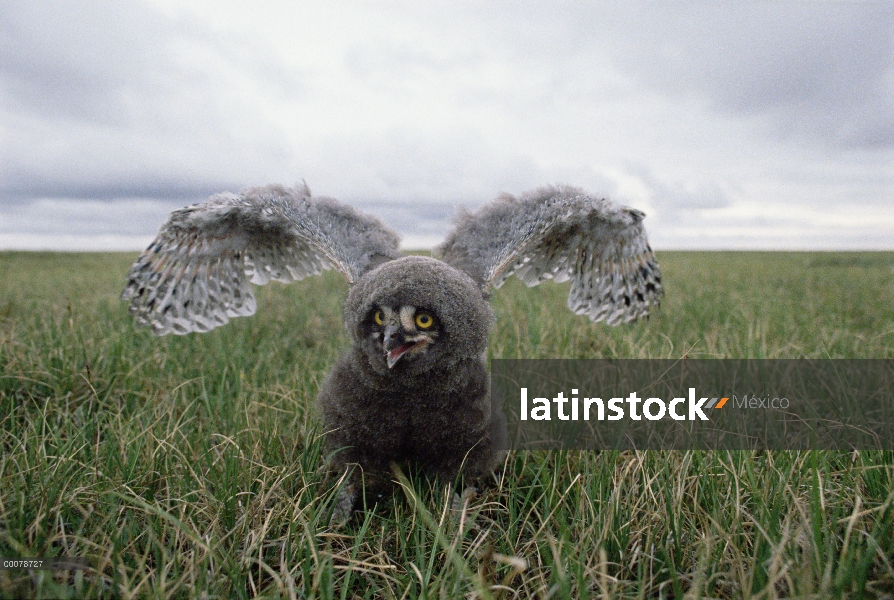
[432,2,894,149]
[591,3,894,149]
[0,197,178,236]
[0,1,890,250]
[629,166,731,213]
[0,0,303,201]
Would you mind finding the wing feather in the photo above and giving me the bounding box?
[121,184,402,335]
[436,185,662,325]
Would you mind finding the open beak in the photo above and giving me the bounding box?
[383,324,431,369]
[386,341,424,369]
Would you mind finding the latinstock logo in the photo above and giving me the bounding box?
[495,359,893,451]
[520,388,731,422]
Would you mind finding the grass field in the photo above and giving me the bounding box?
[1,250,893,598]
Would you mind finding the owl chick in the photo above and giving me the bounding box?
[318,256,504,520]
[121,183,662,522]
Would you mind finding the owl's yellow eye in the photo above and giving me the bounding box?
[373,310,385,326]
[415,312,434,329]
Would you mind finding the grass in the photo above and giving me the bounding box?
[1,250,893,598]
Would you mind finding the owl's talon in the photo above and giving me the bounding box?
[451,486,480,512]
[329,483,357,528]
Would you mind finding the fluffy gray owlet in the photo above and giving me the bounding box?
[121,183,662,522]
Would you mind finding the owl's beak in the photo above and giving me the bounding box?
[383,324,431,368]
[386,343,414,368]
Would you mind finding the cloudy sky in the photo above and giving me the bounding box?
[1,1,892,251]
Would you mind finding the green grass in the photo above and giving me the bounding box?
[1,250,893,598]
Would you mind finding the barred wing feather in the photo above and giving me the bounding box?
[436,185,662,325]
[121,184,402,335]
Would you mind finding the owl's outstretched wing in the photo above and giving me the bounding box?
[436,185,662,325]
[121,183,402,335]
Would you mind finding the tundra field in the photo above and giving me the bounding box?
[1,250,893,599]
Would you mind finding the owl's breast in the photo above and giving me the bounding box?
[317,348,491,463]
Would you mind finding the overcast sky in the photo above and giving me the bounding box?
[1,1,892,251]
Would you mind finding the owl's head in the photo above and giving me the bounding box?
[345,256,494,375]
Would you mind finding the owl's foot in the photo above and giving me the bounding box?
[329,482,357,528]
[450,485,479,513]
